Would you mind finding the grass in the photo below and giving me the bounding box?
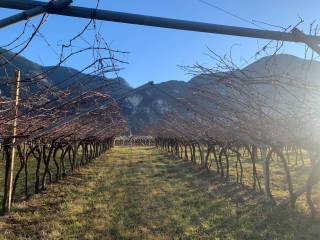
[190,147,320,211]
[0,146,319,239]
[0,148,83,201]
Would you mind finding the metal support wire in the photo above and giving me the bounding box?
[0,1,319,43]
[1,0,320,53]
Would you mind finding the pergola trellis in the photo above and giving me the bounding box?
[1,0,320,214]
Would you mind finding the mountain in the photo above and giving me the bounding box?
[122,54,320,133]
[0,48,132,99]
[1,49,319,134]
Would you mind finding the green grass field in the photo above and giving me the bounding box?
[0,146,319,239]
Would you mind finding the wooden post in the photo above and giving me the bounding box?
[2,70,20,214]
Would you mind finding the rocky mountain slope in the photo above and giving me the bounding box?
[122,54,320,133]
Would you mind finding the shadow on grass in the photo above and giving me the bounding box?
[0,146,318,240]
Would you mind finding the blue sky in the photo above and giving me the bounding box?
[1,0,320,87]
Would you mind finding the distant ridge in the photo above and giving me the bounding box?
[1,50,319,133]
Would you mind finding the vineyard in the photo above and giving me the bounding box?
[1,0,320,239]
